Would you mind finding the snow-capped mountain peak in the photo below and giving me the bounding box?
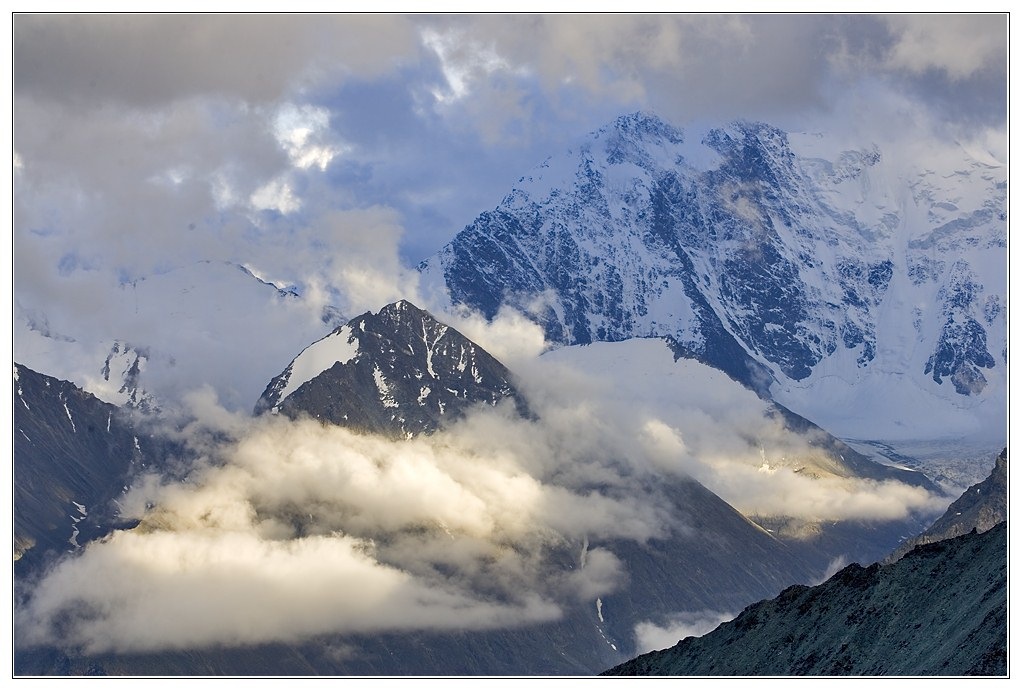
[418,112,1005,446]
[255,299,527,438]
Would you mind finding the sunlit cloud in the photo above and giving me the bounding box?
[273,102,348,171]
[249,176,301,214]
[14,337,949,654]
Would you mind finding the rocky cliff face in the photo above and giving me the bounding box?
[13,364,159,573]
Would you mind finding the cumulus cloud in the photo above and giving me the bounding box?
[16,529,561,655]
[435,304,549,367]
[14,401,636,653]
[882,15,1006,80]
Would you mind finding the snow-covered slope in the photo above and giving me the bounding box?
[418,112,1006,449]
[14,261,345,412]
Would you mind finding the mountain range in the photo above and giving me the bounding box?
[420,112,1006,454]
[12,111,1006,676]
[9,301,955,675]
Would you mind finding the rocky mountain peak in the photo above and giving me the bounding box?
[255,300,527,438]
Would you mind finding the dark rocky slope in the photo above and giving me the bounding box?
[603,450,1009,677]
[886,447,1007,563]
[13,363,162,575]
[604,521,1007,676]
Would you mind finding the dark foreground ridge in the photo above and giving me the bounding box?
[603,521,1007,676]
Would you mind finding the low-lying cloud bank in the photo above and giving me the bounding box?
[15,339,947,655]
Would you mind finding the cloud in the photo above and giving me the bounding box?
[16,529,561,655]
[10,14,984,657]
[633,610,735,655]
[13,15,419,107]
[15,338,947,654]
[882,15,1006,80]
[13,15,1005,351]
[15,390,667,653]
[434,304,549,367]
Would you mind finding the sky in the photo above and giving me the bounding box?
[10,12,1008,296]
[4,9,1012,668]
[7,12,1010,409]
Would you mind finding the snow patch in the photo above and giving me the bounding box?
[13,363,30,409]
[373,365,398,408]
[422,323,448,380]
[62,398,76,432]
[276,325,360,403]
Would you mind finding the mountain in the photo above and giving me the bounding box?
[254,299,528,438]
[14,260,345,413]
[602,447,1008,676]
[603,521,1007,676]
[13,112,1002,676]
[885,447,1007,564]
[13,363,163,574]
[419,112,1006,449]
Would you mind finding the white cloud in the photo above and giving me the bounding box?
[883,15,1006,80]
[16,529,561,654]
[633,610,734,655]
[420,27,522,106]
[274,102,347,171]
[249,176,301,214]
[436,304,549,367]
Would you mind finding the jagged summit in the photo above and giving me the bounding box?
[255,299,526,438]
[419,111,1006,443]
